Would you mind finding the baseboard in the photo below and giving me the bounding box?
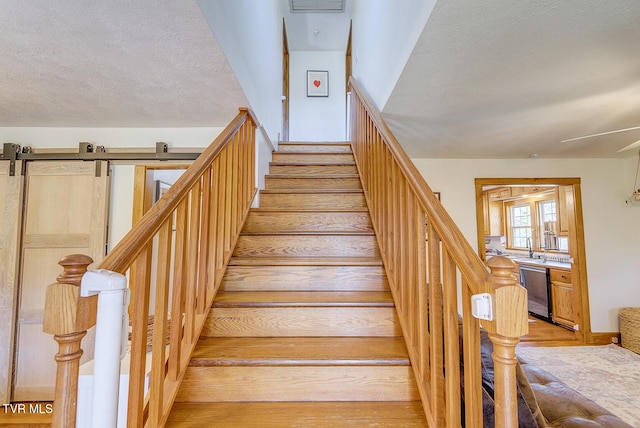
[587,331,621,345]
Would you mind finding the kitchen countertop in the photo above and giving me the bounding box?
[486,253,571,270]
[512,257,571,270]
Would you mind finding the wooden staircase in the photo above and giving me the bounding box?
[166,142,427,427]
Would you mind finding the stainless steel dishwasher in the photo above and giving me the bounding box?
[519,264,551,321]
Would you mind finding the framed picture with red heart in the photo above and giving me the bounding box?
[307,70,329,97]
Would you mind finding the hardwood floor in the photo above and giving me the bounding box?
[520,316,578,344]
[0,402,52,427]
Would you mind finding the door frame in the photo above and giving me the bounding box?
[474,177,591,344]
[0,161,24,403]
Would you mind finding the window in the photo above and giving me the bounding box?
[539,200,557,250]
[509,203,532,249]
[506,197,567,253]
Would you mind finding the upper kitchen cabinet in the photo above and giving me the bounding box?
[557,185,574,237]
[482,192,504,236]
[487,187,511,201]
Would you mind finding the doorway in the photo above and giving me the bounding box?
[474,178,591,344]
[282,19,290,142]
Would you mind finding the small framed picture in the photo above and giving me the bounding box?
[307,70,329,97]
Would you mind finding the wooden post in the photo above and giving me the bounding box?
[484,256,529,428]
[42,254,94,428]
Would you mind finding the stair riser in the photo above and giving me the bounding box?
[277,144,352,153]
[271,153,354,163]
[259,193,367,210]
[265,177,362,190]
[269,164,358,175]
[202,307,401,337]
[243,211,373,233]
[190,337,409,366]
[221,266,389,291]
[213,291,393,308]
[167,402,428,427]
[233,235,380,258]
[175,366,419,402]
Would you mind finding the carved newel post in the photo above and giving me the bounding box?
[485,256,529,428]
[42,254,95,428]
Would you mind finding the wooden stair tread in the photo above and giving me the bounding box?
[240,231,374,236]
[221,265,389,292]
[167,402,427,427]
[190,337,409,366]
[270,161,356,166]
[213,291,393,307]
[279,141,351,145]
[259,188,364,194]
[267,174,360,179]
[228,257,383,266]
[240,231,375,236]
[249,208,368,213]
[252,207,369,212]
[243,210,375,232]
[204,307,401,338]
[233,234,379,258]
[276,145,352,153]
[250,208,367,213]
[272,152,354,159]
[274,148,353,155]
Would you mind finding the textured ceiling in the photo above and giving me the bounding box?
[0,0,248,127]
[283,0,352,51]
[3,0,640,159]
[383,0,640,158]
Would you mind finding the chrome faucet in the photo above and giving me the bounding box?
[526,237,533,258]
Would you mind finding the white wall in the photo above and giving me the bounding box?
[198,0,283,144]
[412,157,640,333]
[350,0,436,110]
[289,51,346,141]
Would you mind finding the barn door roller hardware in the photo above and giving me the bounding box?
[1,142,200,176]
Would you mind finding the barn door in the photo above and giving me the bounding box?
[0,160,24,403]
[13,160,109,401]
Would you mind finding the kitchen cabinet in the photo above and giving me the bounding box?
[482,193,504,236]
[557,185,573,236]
[510,185,549,198]
[549,268,574,327]
[488,187,511,201]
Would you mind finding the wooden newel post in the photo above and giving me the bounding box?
[42,254,95,428]
[484,256,529,428]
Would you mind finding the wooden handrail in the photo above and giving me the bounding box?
[100,108,252,274]
[43,108,258,427]
[349,78,528,427]
[348,82,488,290]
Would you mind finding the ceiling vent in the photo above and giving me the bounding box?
[289,0,345,13]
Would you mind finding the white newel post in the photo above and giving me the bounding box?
[80,270,129,428]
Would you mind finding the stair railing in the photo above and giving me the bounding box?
[349,78,528,428]
[43,108,258,427]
